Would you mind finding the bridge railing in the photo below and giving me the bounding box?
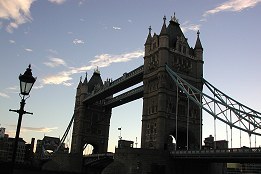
[170,147,261,156]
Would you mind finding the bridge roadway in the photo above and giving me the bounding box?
[170,147,261,163]
[83,147,261,166]
[83,65,144,105]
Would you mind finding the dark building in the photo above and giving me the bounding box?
[35,136,68,160]
[0,136,26,163]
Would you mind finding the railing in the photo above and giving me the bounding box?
[171,147,261,155]
[84,153,114,158]
[170,147,261,161]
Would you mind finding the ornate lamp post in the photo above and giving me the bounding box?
[9,64,36,172]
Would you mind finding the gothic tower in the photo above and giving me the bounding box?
[141,15,204,150]
[71,69,112,154]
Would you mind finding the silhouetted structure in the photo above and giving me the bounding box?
[43,14,261,174]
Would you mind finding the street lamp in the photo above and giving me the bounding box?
[9,64,36,172]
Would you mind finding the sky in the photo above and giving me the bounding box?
[0,0,261,153]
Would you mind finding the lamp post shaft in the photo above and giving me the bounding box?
[11,98,25,170]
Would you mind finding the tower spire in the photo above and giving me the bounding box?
[83,72,88,84]
[160,15,167,35]
[195,30,203,50]
[145,26,152,45]
[170,12,179,23]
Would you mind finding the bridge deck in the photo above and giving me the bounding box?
[170,147,261,162]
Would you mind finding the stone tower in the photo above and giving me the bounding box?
[141,15,204,150]
[71,69,112,154]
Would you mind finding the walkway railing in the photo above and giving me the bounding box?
[170,147,261,161]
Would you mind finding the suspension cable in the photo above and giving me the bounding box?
[175,84,179,150]
[166,65,261,136]
[187,96,189,150]
[54,114,75,153]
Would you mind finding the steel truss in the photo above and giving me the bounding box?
[166,65,261,139]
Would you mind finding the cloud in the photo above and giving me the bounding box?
[0,92,9,98]
[42,50,144,86]
[90,50,144,68]
[42,72,73,86]
[181,21,200,33]
[22,126,58,133]
[78,0,86,6]
[25,48,33,52]
[8,125,58,133]
[9,40,15,44]
[73,39,85,44]
[203,0,261,16]
[0,0,35,33]
[47,49,58,55]
[128,19,132,23]
[44,57,67,67]
[113,26,121,30]
[48,0,66,5]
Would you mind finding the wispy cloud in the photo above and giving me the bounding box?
[90,50,143,68]
[47,49,58,55]
[9,40,15,44]
[8,125,58,133]
[78,0,86,6]
[0,92,10,98]
[113,26,121,30]
[48,0,66,5]
[22,126,58,133]
[44,57,67,68]
[0,0,35,33]
[73,39,85,44]
[25,48,33,52]
[203,0,261,16]
[42,50,144,86]
[181,21,200,33]
[42,72,74,86]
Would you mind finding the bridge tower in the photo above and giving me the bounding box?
[141,15,204,150]
[71,69,112,154]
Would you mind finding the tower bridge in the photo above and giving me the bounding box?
[45,14,261,174]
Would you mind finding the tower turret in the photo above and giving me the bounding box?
[76,77,82,96]
[194,30,203,60]
[159,15,169,66]
[81,72,88,94]
[88,67,103,93]
[159,16,169,48]
[144,26,152,57]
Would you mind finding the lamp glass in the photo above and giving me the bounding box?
[19,65,36,96]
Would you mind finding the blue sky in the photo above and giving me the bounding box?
[0,0,261,153]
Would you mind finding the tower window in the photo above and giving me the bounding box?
[153,42,157,49]
[183,46,186,54]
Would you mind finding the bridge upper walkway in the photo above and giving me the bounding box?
[84,65,144,104]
